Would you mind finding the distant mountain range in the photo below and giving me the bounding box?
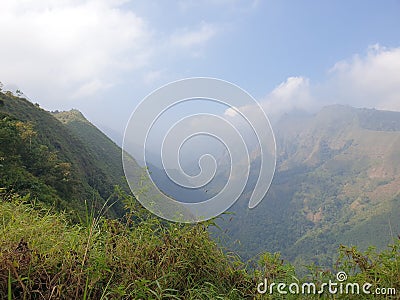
[215,104,400,270]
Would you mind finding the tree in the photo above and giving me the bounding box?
[15,121,36,151]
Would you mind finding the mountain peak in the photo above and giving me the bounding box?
[52,109,89,124]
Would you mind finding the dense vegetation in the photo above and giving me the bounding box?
[0,190,253,299]
[52,109,129,194]
[0,91,128,218]
[216,105,400,269]
[0,192,399,299]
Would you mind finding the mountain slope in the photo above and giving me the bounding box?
[0,91,130,217]
[216,105,400,269]
[52,109,130,213]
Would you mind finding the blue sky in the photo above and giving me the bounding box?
[1,0,400,141]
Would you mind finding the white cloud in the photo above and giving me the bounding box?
[271,45,400,118]
[0,1,225,106]
[261,76,316,119]
[224,76,316,123]
[71,79,114,99]
[226,44,400,124]
[0,0,151,104]
[325,44,400,111]
[224,107,239,117]
[170,22,218,49]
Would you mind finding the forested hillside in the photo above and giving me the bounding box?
[0,91,128,218]
[217,105,400,270]
[52,109,129,191]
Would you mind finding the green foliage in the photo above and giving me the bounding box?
[0,195,254,299]
[53,109,132,216]
[336,243,400,294]
[0,91,131,218]
[0,114,71,209]
[1,195,399,299]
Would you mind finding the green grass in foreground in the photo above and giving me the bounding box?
[0,192,399,299]
[0,193,254,299]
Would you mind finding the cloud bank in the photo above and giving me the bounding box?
[0,0,221,106]
[240,45,400,122]
[326,44,400,111]
[0,0,152,103]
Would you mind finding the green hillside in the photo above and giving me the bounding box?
[52,109,128,190]
[217,105,400,269]
[0,91,128,218]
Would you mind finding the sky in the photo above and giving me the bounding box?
[1,0,400,143]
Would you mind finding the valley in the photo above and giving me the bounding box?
[1,90,399,298]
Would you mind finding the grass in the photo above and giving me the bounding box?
[0,193,399,299]
[0,194,254,299]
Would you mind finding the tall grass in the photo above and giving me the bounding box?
[0,193,399,299]
[0,195,253,299]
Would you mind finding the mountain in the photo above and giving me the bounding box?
[0,91,260,299]
[0,91,131,218]
[215,105,400,269]
[1,90,400,297]
[52,109,129,190]
[2,90,399,269]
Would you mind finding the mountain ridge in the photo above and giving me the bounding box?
[216,104,400,269]
[0,91,132,217]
